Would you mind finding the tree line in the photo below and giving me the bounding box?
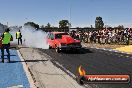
[23,17,125,32]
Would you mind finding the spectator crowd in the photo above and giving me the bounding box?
[70,28,132,45]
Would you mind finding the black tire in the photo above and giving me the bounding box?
[56,47,60,53]
[49,45,52,49]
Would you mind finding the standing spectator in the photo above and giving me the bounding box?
[89,31,92,43]
[93,31,97,43]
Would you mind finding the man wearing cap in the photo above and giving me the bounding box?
[1,28,13,63]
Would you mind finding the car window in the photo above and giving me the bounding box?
[55,33,68,39]
[50,33,54,39]
[55,34,62,39]
[47,33,51,39]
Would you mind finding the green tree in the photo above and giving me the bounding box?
[45,23,51,28]
[95,16,104,29]
[59,20,69,28]
[24,22,39,29]
[40,25,45,28]
[114,25,124,29]
[117,25,124,30]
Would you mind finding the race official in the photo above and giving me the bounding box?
[1,28,13,63]
[16,30,22,45]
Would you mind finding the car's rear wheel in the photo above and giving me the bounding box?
[56,47,60,53]
[49,45,52,49]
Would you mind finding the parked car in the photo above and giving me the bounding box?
[47,32,82,53]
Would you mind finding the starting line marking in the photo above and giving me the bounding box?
[7,85,23,88]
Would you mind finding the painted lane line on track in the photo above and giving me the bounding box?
[17,50,36,88]
[53,61,93,88]
[120,54,123,57]
[37,49,87,88]
[54,61,76,78]
[7,85,23,88]
[126,56,129,58]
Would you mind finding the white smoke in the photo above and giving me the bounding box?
[11,26,49,49]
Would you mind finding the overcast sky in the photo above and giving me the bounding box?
[0,0,132,27]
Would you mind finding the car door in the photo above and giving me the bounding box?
[48,33,55,48]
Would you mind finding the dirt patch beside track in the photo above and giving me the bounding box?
[83,43,127,49]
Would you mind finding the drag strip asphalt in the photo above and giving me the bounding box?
[39,47,132,88]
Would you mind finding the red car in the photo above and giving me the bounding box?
[47,32,82,53]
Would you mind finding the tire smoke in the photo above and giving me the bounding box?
[11,26,49,49]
